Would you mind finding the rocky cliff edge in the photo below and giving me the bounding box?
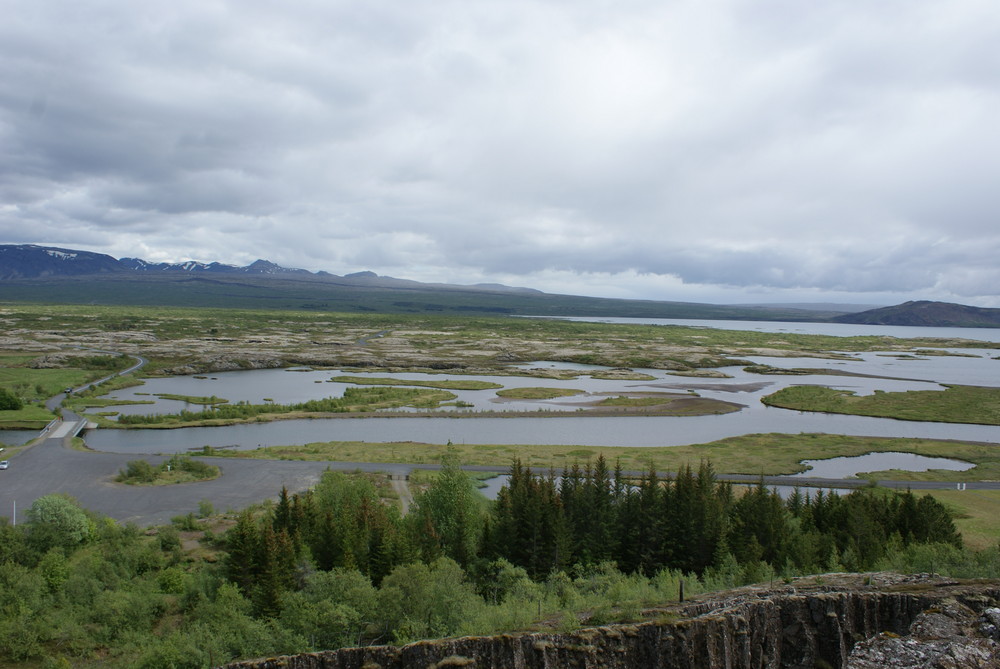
[223,573,1000,669]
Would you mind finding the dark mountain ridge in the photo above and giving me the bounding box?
[0,244,123,279]
[0,244,813,319]
[834,300,1000,328]
[0,244,539,295]
[2,244,995,327]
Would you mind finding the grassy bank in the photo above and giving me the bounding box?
[197,432,998,479]
[103,387,458,428]
[762,384,1000,425]
[0,404,56,429]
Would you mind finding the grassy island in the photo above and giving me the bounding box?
[107,387,457,428]
[762,384,1000,425]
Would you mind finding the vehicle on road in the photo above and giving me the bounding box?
[0,460,8,470]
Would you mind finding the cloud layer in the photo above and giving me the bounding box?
[3,0,999,304]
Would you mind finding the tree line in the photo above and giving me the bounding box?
[486,458,961,579]
[219,456,962,623]
[0,456,974,667]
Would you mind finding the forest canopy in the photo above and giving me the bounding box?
[0,461,978,668]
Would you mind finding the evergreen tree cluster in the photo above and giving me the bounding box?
[486,457,962,578]
[225,457,962,606]
[225,473,411,616]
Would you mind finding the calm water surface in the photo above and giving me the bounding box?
[792,452,974,478]
[552,316,1000,343]
[0,430,34,446]
[82,319,1000,454]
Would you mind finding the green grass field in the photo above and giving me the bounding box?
[0,403,55,429]
[0,367,97,401]
[921,489,1000,551]
[762,384,1000,425]
[0,363,112,427]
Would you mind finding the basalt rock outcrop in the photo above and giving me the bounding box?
[847,597,1000,668]
[223,574,1000,669]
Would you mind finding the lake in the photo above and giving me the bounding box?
[78,318,1000,454]
[550,316,1000,343]
[792,452,974,478]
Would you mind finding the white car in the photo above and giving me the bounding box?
[0,461,8,470]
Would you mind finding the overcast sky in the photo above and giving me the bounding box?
[2,1,999,306]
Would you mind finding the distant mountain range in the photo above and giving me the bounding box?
[832,300,1000,328]
[2,244,998,327]
[0,244,539,293]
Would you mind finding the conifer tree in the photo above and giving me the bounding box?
[912,494,961,547]
[579,455,615,564]
[225,509,261,595]
[273,487,292,535]
[728,481,790,567]
[666,464,697,571]
[254,525,297,617]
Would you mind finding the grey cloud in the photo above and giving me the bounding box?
[2,0,1000,305]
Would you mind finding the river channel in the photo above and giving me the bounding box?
[81,318,1000,455]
